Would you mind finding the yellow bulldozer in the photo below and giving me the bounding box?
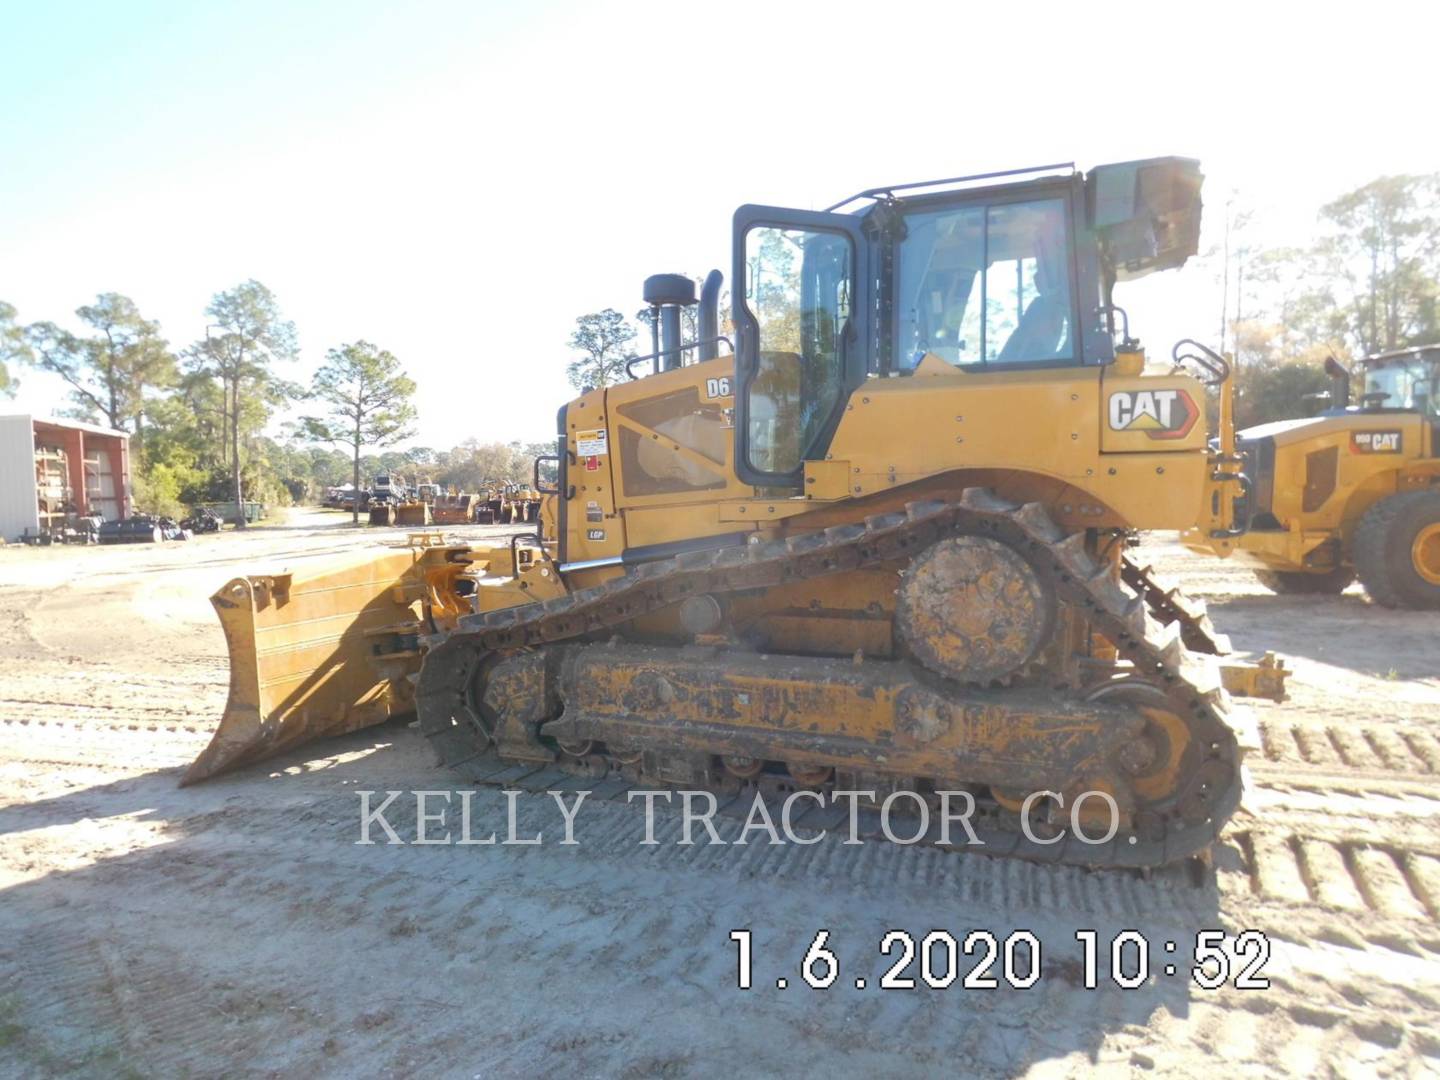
[189,157,1280,867]
[1185,345,1440,607]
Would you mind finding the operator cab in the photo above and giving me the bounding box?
[731,157,1204,486]
[892,196,1074,370]
[1359,345,1440,418]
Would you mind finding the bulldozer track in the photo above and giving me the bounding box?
[1119,554,1232,656]
[417,489,1245,869]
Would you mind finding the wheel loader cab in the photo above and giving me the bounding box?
[1360,348,1440,419]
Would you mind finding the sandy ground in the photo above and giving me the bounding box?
[1,509,1438,1078]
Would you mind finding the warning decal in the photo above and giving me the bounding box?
[576,429,608,457]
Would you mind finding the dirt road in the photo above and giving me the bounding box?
[1,514,1437,1077]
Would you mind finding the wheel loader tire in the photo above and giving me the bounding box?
[1252,567,1354,595]
[1354,489,1440,609]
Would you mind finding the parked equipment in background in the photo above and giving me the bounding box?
[394,500,432,527]
[324,486,370,510]
[209,501,267,525]
[368,498,432,527]
[430,490,475,525]
[1186,344,1440,608]
[19,513,100,545]
[98,514,191,544]
[410,479,474,523]
[499,483,540,523]
[194,158,1288,869]
[99,516,164,544]
[182,507,222,534]
[330,488,370,512]
[372,473,407,505]
[473,485,502,524]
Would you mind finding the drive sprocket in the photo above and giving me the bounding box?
[895,535,1056,683]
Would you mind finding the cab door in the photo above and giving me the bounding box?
[731,205,870,488]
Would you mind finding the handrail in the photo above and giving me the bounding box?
[1171,338,1231,386]
[624,335,734,380]
[823,162,1075,213]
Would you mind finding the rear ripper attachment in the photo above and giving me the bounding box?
[417,490,1246,868]
[1120,554,1289,702]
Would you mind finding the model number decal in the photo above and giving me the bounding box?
[705,376,733,399]
[1107,389,1199,440]
[1351,430,1402,453]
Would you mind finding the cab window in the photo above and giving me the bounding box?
[895,197,1073,370]
[1365,360,1439,417]
[742,226,852,475]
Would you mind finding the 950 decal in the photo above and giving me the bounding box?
[728,928,1270,991]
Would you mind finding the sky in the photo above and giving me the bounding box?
[3,0,1437,451]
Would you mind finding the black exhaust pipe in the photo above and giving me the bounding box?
[1324,355,1351,409]
[698,269,723,362]
[643,274,696,372]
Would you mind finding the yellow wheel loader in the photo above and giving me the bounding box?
[191,158,1275,867]
[1185,345,1440,607]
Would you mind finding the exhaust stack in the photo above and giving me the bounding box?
[1324,355,1352,409]
[643,274,696,372]
[698,269,723,362]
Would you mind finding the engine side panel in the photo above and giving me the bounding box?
[1246,412,1433,537]
[823,363,1210,531]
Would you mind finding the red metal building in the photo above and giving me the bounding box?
[0,414,131,541]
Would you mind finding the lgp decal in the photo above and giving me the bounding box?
[1107,389,1200,440]
[586,528,605,541]
[1350,430,1402,454]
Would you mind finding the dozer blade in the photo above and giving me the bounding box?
[184,545,448,785]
